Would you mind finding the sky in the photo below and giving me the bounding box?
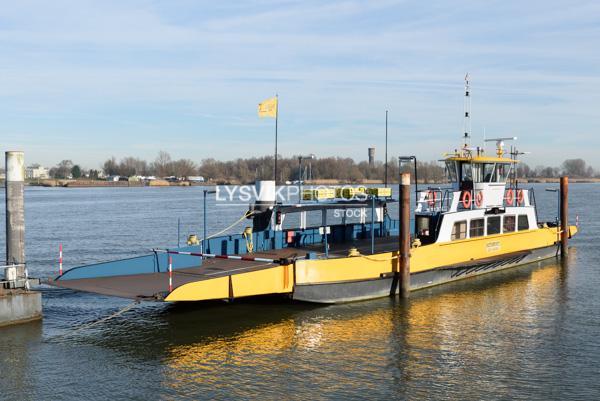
[1,0,599,170]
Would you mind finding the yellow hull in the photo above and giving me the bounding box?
[165,225,576,303]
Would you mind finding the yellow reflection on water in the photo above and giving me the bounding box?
[160,256,572,396]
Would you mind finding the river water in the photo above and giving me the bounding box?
[0,184,598,400]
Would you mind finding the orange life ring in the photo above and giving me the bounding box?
[461,191,472,208]
[427,190,436,207]
[505,189,514,206]
[517,189,525,205]
[475,191,483,207]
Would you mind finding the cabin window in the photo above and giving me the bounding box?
[483,163,495,182]
[494,164,511,182]
[470,218,484,238]
[451,221,467,241]
[518,215,529,231]
[487,216,501,235]
[446,161,457,182]
[461,163,472,182]
[503,215,516,232]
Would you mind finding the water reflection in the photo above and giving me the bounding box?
[0,320,43,400]
[74,256,576,399]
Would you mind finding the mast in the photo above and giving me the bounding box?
[463,73,471,149]
[384,110,388,186]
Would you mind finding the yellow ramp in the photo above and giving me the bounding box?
[165,276,230,302]
[164,265,293,302]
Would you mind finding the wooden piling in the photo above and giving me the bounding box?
[400,172,411,298]
[560,176,569,256]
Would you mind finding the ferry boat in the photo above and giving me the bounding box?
[50,140,577,304]
[50,76,577,304]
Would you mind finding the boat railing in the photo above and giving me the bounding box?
[416,188,454,213]
[417,187,535,213]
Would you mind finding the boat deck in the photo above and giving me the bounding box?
[50,236,401,300]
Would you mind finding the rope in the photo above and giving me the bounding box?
[206,211,251,239]
[360,254,398,262]
[45,301,139,342]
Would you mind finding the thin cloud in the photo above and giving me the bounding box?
[0,0,599,167]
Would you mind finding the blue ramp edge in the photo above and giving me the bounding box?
[56,245,203,281]
[56,219,400,281]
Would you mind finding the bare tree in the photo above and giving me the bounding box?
[103,156,119,176]
[562,158,588,177]
[152,151,172,177]
[51,160,74,179]
[171,159,198,178]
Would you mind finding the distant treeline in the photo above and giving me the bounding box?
[43,151,598,183]
[516,158,598,179]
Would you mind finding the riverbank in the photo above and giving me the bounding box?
[23,179,211,188]
[3,177,599,188]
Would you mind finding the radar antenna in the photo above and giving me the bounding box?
[485,136,517,157]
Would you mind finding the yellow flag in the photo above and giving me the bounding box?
[258,97,278,118]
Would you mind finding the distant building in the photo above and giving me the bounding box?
[26,164,49,179]
[368,147,375,166]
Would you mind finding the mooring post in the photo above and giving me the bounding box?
[203,189,208,253]
[1,150,42,326]
[560,176,569,257]
[370,195,375,254]
[322,209,329,258]
[59,244,63,275]
[168,255,173,293]
[399,172,411,298]
[5,151,26,282]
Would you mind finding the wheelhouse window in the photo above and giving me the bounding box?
[452,221,467,241]
[483,163,495,182]
[446,161,457,182]
[487,216,501,235]
[494,163,511,182]
[459,162,473,191]
[503,215,516,232]
[518,215,529,231]
[461,163,472,182]
[470,218,484,238]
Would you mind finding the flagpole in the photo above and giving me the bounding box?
[385,110,388,186]
[274,94,278,184]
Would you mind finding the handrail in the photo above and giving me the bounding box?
[416,188,453,213]
[529,187,539,224]
[416,187,536,213]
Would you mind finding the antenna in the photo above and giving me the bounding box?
[483,127,486,153]
[509,146,531,188]
[463,73,471,148]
